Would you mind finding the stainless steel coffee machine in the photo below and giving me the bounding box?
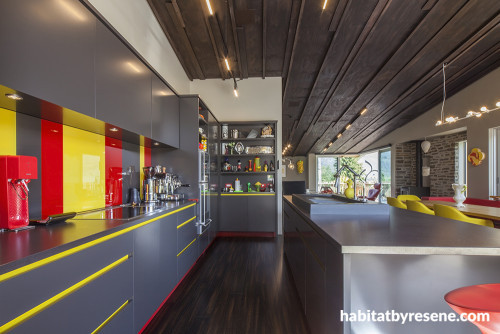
[142,166,157,203]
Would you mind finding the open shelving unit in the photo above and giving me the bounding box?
[217,121,278,233]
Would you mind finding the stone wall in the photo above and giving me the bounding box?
[394,142,417,196]
[394,131,467,197]
[426,132,467,196]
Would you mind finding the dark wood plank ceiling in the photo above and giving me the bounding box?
[148,0,500,155]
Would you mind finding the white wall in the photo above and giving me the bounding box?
[367,68,500,199]
[191,78,284,234]
[87,0,190,94]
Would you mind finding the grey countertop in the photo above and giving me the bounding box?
[283,196,500,256]
[0,201,194,274]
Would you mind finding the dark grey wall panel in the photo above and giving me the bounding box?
[122,141,141,204]
[95,21,151,137]
[152,75,179,148]
[16,113,42,219]
[0,0,96,117]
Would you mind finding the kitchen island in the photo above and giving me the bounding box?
[283,195,500,334]
[0,201,208,333]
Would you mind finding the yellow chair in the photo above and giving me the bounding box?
[387,197,407,209]
[406,200,434,215]
[434,204,494,227]
[397,194,421,202]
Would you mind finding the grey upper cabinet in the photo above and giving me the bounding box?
[151,75,179,147]
[95,21,151,137]
[0,0,96,117]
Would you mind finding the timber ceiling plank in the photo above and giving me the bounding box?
[314,0,500,154]
[236,0,263,77]
[265,0,292,77]
[317,0,468,153]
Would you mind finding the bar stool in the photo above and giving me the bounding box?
[387,197,407,209]
[396,194,421,202]
[434,204,494,227]
[406,200,434,215]
[445,284,500,334]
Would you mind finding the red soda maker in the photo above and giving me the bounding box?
[0,156,38,230]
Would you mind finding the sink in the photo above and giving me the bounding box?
[72,203,167,221]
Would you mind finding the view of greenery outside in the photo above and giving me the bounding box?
[317,148,391,202]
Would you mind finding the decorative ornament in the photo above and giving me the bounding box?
[296,160,304,174]
[467,148,485,166]
[421,140,431,153]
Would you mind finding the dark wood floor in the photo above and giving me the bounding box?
[144,237,310,334]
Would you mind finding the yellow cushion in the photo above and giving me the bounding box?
[387,197,407,209]
[434,204,494,227]
[397,195,421,202]
[407,200,434,215]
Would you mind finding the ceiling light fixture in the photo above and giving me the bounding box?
[224,58,230,71]
[109,127,119,132]
[360,108,367,115]
[154,142,160,146]
[337,133,342,138]
[5,93,23,101]
[345,124,351,130]
[233,77,239,98]
[322,0,328,10]
[435,63,500,126]
[206,0,213,15]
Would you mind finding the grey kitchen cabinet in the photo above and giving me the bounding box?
[0,0,96,117]
[133,219,162,332]
[95,21,151,137]
[177,210,198,281]
[1,233,133,334]
[219,196,248,231]
[159,214,178,299]
[152,75,179,147]
[247,196,276,232]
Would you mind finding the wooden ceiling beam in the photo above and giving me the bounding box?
[228,0,243,79]
[334,9,500,154]
[165,2,205,79]
[329,0,348,32]
[282,0,305,104]
[198,0,227,79]
[146,0,193,80]
[262,0,267,79]
[237,27,249,78]
[282,0,302,81]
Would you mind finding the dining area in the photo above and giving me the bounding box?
[388,193,500,228]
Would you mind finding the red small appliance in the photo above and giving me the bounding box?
[0,156,38,230]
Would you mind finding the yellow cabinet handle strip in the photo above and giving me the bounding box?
[221,193,275,196]
[0,203,195,284]
[177,239,196,257]
[91,299,131,334]
[0,254,130,333]
[177,216,196,229]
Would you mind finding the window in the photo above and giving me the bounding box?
[316,147,391,202]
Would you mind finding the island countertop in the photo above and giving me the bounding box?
[0,201,196,275]
[283,195,500,256]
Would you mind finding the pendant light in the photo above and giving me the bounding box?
[421,138,431,153]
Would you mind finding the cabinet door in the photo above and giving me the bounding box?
[133,220,161,332]
[159,214,178,299]
[219,196,248,231]
[177,237,198,282]
[152,75,179,147]
[247,196,276,232]
[0,0,96,117]
[305,243,326,334]
[95,21,151,137]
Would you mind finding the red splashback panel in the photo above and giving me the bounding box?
[144,146,151,167]
[105,137,123,207]
[41,120,63,218]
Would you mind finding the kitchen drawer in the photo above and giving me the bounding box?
[177,203,197,224]
[177,237,198,282]
[177,215,197,254]
[0,233,133,328]
[8,253,133,334]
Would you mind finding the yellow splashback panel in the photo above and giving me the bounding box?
[63,125,105,212]
[0,107,16,155]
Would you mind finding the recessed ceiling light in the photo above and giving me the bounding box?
[109,127,119,132]
[5,93,23,101]
[360,108,367,115]
[154,142,160,146]
[345,124,351,130]
[328,142,333,147]
[337,133,342,138]
[206,0,213,15]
